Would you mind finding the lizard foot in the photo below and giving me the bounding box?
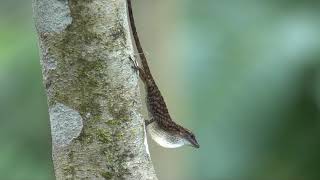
[145,118,155,126]
[129,56,140,73]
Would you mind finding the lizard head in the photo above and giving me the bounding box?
[179,128,200,149]
[147,122,199,149]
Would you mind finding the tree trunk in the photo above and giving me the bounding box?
[32,0,158,179]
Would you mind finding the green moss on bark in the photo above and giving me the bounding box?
[101,171,114,179]
[97,129,113,143]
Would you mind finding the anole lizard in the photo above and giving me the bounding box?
[127,0,199,149]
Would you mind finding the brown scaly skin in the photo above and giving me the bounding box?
[127,0,199,148]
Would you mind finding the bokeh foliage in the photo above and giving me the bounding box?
[181,1,320,179]
[0,1,54,180]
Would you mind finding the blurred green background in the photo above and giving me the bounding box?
[1,0,320,180]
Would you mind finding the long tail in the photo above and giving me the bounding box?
[127,0,152,79]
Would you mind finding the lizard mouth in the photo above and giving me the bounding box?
[189,137,200,148]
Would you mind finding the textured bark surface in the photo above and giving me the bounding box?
[33,0,158,179]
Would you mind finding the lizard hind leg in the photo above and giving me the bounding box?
[129,56,147,82]
[129,56,140,72]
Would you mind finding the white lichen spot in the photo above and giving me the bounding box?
[85,112,91,119]
[46,57,57,70]
[33,0,72,33]
[43,48,57,70]
[49,103,83,147]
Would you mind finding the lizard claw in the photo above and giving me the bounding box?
[129,56,140,73]
[129,55,148,82]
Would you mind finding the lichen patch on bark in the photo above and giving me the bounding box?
[49,103,83,147]
[33,0,72,33]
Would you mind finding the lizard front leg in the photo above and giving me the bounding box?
[145,118,155,126]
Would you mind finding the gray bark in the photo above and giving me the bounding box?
[32,0,158,179]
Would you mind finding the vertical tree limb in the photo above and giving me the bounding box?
[32,0,158,179]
